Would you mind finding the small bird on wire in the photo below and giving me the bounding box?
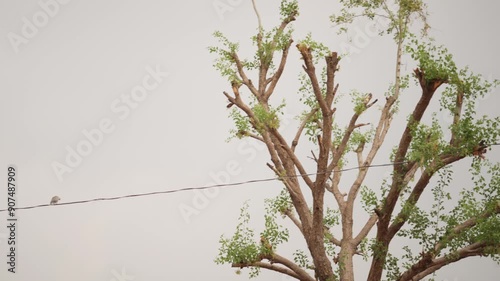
[50,196,61,205]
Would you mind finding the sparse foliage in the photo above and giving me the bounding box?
[211,1,500,280]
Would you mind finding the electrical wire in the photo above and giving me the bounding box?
[1,143,498,212]
[0,161,407,212]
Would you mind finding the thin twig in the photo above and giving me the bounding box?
[251,0,263,32]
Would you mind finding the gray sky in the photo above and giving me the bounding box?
[0,1,499,280]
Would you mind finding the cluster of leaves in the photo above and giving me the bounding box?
[298,33,331,64]
[452,116,500,157]
[445,162,500,259]
[412,41,500,122]
[279,0,299,21]
[406,37,457,83]
[253,101,286,132]
[300,109,323,143]
[297,70,324,143]
[262,189,292,248]
[351,90,370,114]
[398,0,427,24]
[216,191,292,278]
[361,184,379,214]
[251,26,294,72]
[407,115,445,169]
[331,0,428,38]
[210,2,299,141]
[442,68,500,144]
[427,166,454,243]
[330,0,386,34]
[215,202,261,266]
[394,156,500,271]
[266,188,293,216]
[405,37,500,159]
[228,108,251,140]
[293,249,311,268]
[384,252,403,280]
[350,129,374,150]
[208,31,240,81]
[208,13,295,82]
[227,97,286,140]
[324,208,341,258]
[262,201,290,251]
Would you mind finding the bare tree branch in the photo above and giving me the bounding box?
[389,155,463,238]
[296,44,338,281]
[296,44,330,115]
[264,39,294,100]
[292,107,319,152]
[231,52,259,96]
[222,91,256,124]
[434,201,500,254]
[450,89,464,146]
[397,241,492,281]
[353,214,378,246]
[284,208,304,235]
[269,128,315,190]
[385,68,447,222]
[251,0,263,32]
[322,225,342,247]
[232,251,315,281]
[331,167,347,209]
[246,132,265,142]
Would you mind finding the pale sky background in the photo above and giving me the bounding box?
[0,1,499,280]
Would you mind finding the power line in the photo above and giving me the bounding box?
[0,161,406,213]
[1,143,498,213]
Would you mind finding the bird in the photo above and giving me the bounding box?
[50,196,61,205]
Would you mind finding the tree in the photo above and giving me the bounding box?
[210,1,500,280]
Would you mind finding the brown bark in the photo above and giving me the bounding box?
[296,44,338,281]
[368,66,447,281]
[219,3,499,280]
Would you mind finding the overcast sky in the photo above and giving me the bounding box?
[0,1,499,280]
